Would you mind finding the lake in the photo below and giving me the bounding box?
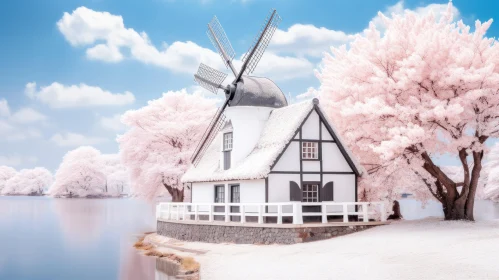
[0,196,178,280]
[0,196,497,280]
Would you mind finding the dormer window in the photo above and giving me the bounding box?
[223,132,233,151]
[223,132,233,170]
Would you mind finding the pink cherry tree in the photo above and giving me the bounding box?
[49,146,107,197]
[483,143,499,201]
[1,167,53,195]
[118,89,216,201]
[317,3,499,220]
[100,154,130,195]
[0,166,16,193]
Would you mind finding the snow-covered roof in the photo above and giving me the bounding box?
[182,99,363,183]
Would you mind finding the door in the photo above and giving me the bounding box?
[302,182,321,222]
[230,184,240,222]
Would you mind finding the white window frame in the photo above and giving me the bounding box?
[302,141,318,159]
[302,184,319,202]
[223,132,233,151]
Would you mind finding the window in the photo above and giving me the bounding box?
[230,185,240,203]
[302,142,318,159]
[214,185,225,203]
[302,184,319,202]
[223,133,233,151]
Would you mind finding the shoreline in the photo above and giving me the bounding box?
[135,234,200,279]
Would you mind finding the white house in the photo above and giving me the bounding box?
[182,82,364,217]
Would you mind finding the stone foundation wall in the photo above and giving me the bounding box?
[157,220,377,244]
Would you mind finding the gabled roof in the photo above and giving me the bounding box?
[182,99,364,183]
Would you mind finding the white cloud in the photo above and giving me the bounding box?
[57,7,224,73]
[270,24,355,57]
[86,44,123,62]
[24,82,37,98]
[10,108,47,124]
[57,6,314,80]
[50,132,108,147]
[26,82,135,108]
[249,52,314,80]
[296,87,319,100]
[0,121,41,141]
[99,114,126,131]
[0,101,44,141]
[371,1,460,30]
[0,156,38,167]
[0,156,22,167]
[0,99,10,117]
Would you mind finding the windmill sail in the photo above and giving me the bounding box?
[191,100,229,166]
[207,16,238,76]
[194,63,228,94]
[239,9,281,78]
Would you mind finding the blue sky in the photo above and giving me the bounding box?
[0,0,498,171]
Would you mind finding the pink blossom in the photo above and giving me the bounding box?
[118,89,216,201]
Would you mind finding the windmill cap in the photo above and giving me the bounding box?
[229,76,288,108]
[313,98,319,105]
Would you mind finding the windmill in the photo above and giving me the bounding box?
[191,9,285,166]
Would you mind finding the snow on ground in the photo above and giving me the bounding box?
[157,218,499,280]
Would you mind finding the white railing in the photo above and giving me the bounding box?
[156,202,386,225]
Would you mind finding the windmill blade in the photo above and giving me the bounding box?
[191,100,229,166]
[207,16,239,77]
[238,9,281,80]
[194,63,228,94]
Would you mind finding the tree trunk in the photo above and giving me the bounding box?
[163,183,184,202]
[419,146,485,221]
[170,188,184,202]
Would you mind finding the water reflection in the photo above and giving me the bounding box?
[0,196,178,280]
[119,239,156,280]
[53,198,107,247]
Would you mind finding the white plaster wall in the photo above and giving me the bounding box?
[322,143,353,172]
[323,174,356,212]
[303,173,320,182]
[191,179,265,212]
[272,142,300,171]
[321,123,334,141]
[268,174,300,213]
[302,161,320,172]
[191,182,216,211]
[224,106,273,166]
[301,111,320,139]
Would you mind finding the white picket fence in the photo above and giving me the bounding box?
[156,202,386,225]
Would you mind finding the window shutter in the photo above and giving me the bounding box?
[321,182,334,201]
[289,181,301,201]
[223,151,231,170]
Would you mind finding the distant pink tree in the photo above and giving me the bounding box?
[49,146,107,197]
[317,3,499,220]
[0,166,16,193]
[118,89,216,201]
[100,154,130,195]
[483,143,499,201]
[2,167,53,195]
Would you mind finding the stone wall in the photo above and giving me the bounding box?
[157,220,377,244]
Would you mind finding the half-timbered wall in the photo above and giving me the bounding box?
[268,108,357,208]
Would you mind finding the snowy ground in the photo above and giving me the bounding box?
[151,218,499,280]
